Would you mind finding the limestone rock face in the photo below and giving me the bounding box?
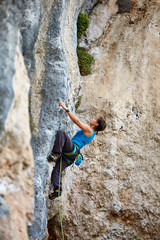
[1,0,160,239]
[48,0,160,239]
[81,0,99,14]
[80,0,118,47]
[0,0,23,136]
[22,0,85,239]
[0,47,34,239]
[0,1,34,237]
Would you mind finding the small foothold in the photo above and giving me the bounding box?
[129,20,134,25]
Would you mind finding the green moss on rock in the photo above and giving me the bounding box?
[77,47,94,76]
[77,12,89,39]
[75,96,82,112]
[77,12,94,76]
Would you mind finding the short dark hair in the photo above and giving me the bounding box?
[96,117,106,133]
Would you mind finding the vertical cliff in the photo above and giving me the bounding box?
[0,0,160,240]
[47,0,160,239]
[21,0,84,239]
[0,1,34,239]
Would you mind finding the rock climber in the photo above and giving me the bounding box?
[48,102,106,199]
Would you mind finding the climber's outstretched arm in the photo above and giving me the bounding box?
[59,102,92,134]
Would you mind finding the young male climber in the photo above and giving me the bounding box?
[48,102,106,199]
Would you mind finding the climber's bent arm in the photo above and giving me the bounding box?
[59,102,92,134]
[67,111,92,133]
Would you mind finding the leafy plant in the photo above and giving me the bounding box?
[28,96,36,132]
[77,47,94,76]
[77,12,94,76]
[77,12,89,39]
[75,96,82,112]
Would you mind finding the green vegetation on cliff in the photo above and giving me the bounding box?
[75,95,82,112]
[77,47,94,76]
[29,97,36,132]
[77,12,94,76]
[77,12,89,39]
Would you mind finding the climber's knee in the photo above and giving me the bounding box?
[56,130,66,137]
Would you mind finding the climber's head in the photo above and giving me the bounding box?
[90,117,106,133]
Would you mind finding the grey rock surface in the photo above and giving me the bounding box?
[1,0,159,239]
[81,0,99,14]
[0,0,23,136]
[0,197,11,240]
[0,1,34,239]
[21,0,41,78]
[26,0,82,239]
[0,197,9,217]
[47,0,160,239]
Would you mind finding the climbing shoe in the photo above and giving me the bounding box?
[47,153,59,162]
[49,190,62,200]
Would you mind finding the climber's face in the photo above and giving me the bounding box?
[90,118,98,127]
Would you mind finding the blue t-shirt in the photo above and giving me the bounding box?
[72,129,95,149]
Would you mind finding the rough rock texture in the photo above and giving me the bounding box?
[80,0,132,48]
[48,0,160,239]
[0,42,34,239]
[0,13,33,240]
[0,1,34,240]
[79,0,118,48]
[0,0,23,136]
[21,0,42,79]
[22,0,85,239]
[81,0,99,14]
[1,0,159,239]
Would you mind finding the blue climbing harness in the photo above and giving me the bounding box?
[62,144,83,166]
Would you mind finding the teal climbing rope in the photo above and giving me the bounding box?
[58,156,64,240]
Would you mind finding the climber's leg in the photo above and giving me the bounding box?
[51,156,69,190]
[52,130,75,154]
[49,130,79,199]
[47,130,74,162]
